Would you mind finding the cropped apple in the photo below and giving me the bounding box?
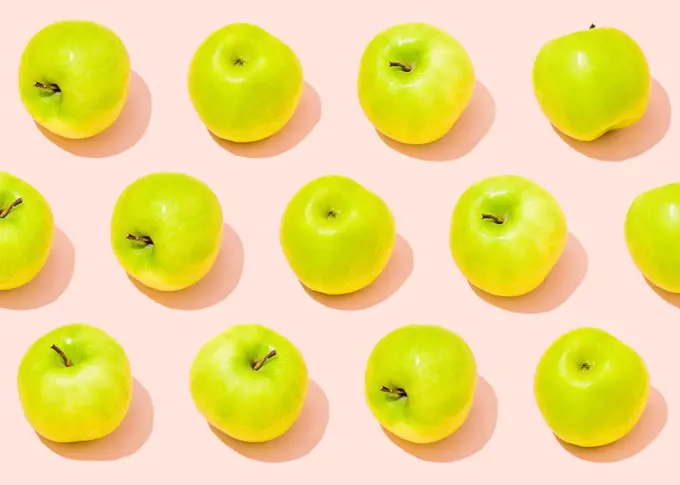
[190,323,308,442]
[533,25,650,141]
[111,172,223,291]
[18,323,132,443]
[0,172,54,290]
[534,327,649,447]
[625,182,680,292]
[450,174,567,297]
[357,22,475,145]
[365,324,477,444]
[280,175,396,295]
[188,23,303,143]
[19,20,131,139]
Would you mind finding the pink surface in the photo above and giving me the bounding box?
[0,0,677,482]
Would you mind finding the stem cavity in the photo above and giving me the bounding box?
[34,81,61,93]
[126,234,154,246]
[0,197,23,219]
[51,344,72,367]
[481,213,505,225]
[389,61,413,72]
[380,386,407,398]
[252,349,277,371]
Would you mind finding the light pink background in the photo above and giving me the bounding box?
[0,0,677,482]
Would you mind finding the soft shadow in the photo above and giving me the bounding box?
[555,79,670,161]
[646,279,680,308]
[0,227,74,310]
[130,223,243,310]
[379,81,495,161]
[558,387,667,462]
[210,379,328,462]
[304,234,413,310]
[384,376,497,462]
[211,82,321,158]
[40,378,154,461]
[472,233,587,313]
[37,72,152,158]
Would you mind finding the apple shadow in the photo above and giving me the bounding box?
[384,376,497,462]
[303,234,413,310]
[645,278,680,308]
[0,227,74,310]
[36,71,152,158]
[211,82,321,158]
[378,81,495,161]
[40,378,154,461]
[210,379,328,462]
[472,233,587,313]
[557,386,667,462]
[130,223,243,310]
[554,79,670,161]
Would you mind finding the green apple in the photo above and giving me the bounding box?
[625,182,680,292]
[111,172,223,291]
[190,323,308,443]
[449,175,567,297]
[365,324,477,444]
[188,23,303,143]
[533,25,650,141]
[19,20,130,139]
[18,323,132,443]
[280,175,395,295]
[0,172,54,290]
[534,327,649,447]
[357,22,475,145]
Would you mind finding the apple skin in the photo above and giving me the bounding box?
[280,175,396,295]
[534,327,649,447]
[188,23,303,143]
[190,323,308,443]
[111,172,223,291]
[18,323,133,443]
[19,20,130,139]
[625,182,680,292]
[449,175,567,297]
[533,26,650,141]
[357,22,475,145]
[365,324,477,444]
[0,172,54,290]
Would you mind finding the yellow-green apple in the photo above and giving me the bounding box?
[365,324,477,443]
[534,327,649,447]
[111,172,223,291]
[190,323,308,442]
[357,22,475,145]
[19,20,131,139]
[280,175,395,295]
[449,175,567,297]
[18,323,132,443]
[188,23,303,143]
[0,172,54,290]
[533,25,650,141]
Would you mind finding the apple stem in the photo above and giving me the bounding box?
[252,349,277,371]
[34,81,61,93]
[389,61,413,72]
[0,197,23,219]
[51,344,72,367]
[380,386,407,398]
[481,213,504,224]
[126,234,154,246]
[590,23,596,29]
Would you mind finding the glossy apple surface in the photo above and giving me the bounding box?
[188,23,303,143]
[280,175,395,295]
[358,22,475,145]
[18,323,132,443]
[533,25,650,141]
[0,172,54,290]
[534,327,649,447]
[365,324,477,443]
[111,172,223,291]
[449,174,567,297]
[19,20,130,139]
[190,323,308,442]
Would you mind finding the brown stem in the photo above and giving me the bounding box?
[34,81,61,93]
[380,386,407,398]
[252,349,277,371]
[481,213,504,224]
[51,344,72,367]
[389,61,413,72]
[589,23,596,29]
[126,234,154,245]
[0,197,23,219]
